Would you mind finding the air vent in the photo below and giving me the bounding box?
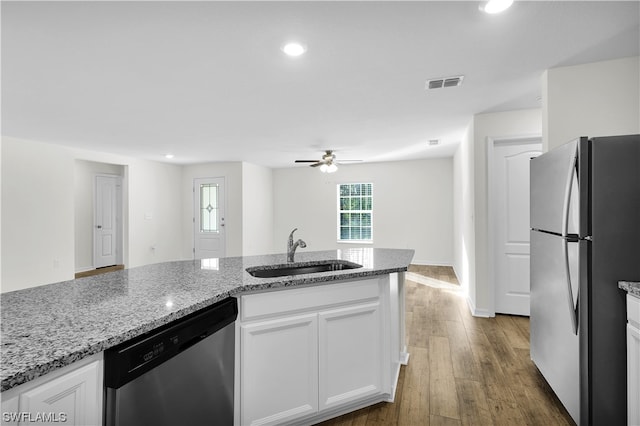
[428,139,440,146]
[425,75,464,90]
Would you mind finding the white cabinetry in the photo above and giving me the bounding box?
[237,277,393,426]
[318,302,384,411]
[241,313,319,425]
[627,294,640,426]
[1,353,103,426]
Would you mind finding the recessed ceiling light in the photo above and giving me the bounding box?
[282,42,307,57]
[481,0,513,14]
[165,154,175,159]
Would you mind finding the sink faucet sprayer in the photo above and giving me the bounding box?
[287,228,307,263]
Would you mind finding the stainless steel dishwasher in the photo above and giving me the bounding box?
[104,297,237,426]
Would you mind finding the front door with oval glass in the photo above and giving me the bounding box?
[194,177,226,259]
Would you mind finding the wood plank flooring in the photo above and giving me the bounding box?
[74,264,124,279]
[318,265,575,426]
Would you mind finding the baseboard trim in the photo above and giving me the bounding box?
[466,295,493,318]
[451,264,462,286]
[410,260,453,267]
[400,349,410,365]
[289,394,391,426]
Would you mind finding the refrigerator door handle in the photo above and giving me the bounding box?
[561,152,577,238]
[562,237,579,335]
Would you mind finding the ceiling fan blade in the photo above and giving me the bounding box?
[336,160,363,164]
[294,150,345,168]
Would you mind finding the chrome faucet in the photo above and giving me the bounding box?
[287,228,307,263]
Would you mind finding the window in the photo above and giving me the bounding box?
[199,183,219,233]
[338,183,372,242]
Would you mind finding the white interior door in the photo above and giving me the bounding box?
[194,177,226,259]
[493,139,542,315]
[94,175,118,268]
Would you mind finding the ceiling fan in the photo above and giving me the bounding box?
[295,150,362,173]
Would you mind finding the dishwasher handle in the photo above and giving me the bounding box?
[104,297,237,389]
[179,332,212,353]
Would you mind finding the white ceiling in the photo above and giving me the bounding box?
[2,1,639,168]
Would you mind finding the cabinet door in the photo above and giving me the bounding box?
[18,360,101,426]
[241,313,318,426]
[318,302,383,411]
[628,324,640,426]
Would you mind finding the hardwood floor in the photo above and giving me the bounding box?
[318,265,575,426]
[74,264,124,279]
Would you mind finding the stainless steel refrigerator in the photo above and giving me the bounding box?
[530,134,640,425]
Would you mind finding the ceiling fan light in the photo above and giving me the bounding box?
[320,164,329,173]
[326,163,338,173]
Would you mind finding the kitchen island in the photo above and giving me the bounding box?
[1,248,413,425]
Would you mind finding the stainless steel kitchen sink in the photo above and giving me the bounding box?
[246,260,362,278]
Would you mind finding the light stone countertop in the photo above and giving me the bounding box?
[0,248,414,392]
[619,281,640,298]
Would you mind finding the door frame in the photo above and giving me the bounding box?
[193,176,226,259]
[94,173,123,268]
[487,134,542,317]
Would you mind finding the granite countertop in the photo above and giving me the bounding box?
[619,281,640,298]
[0,248,414,392]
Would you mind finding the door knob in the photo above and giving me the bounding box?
[96,225,102,229]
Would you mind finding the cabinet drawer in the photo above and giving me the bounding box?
[240,278,382,321]
[628,294,640,328]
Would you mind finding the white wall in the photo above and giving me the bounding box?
[69,147,184,268]
[543,56,640,150]
[1,137,185,292]
[242,162,275,256]
[453,124,475,304]
[181,162,244,258]
[127,160,183,267]
[453,109,542,316]
[3,143,269,291]
[74,160,124,272]
[0,138,3,288]
[273,158,453,265]
[457,57,640,317]
[2,138,76,291]
[472,109,543,316]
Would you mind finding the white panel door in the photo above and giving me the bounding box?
[493,140,542,315]
[194,177,226,259]
[318,302,383,411]
[240,313,319,426]
[94,175,118,268]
